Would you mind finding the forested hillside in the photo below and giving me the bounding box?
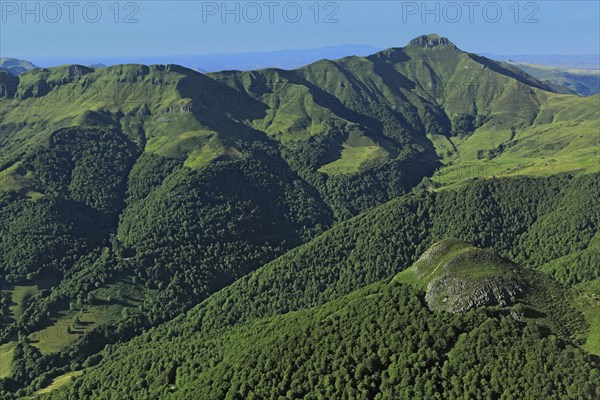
[18,173,598,399]
[0,34,598,398]
[39,239,599,400]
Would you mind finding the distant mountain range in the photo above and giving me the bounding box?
[484,53,600,70]
[0,58,37,76]
[15,45,382,73]
[6,46,598,96]
[0,58,106,76]
[502,61,600,96]
[13,49,600,72]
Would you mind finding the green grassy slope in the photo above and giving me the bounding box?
[0,342,16,379]
[33,371,83,396]
[432,93,600,187]
[395,239,477,289]
[574,291,600,355]
[210,34,598,192]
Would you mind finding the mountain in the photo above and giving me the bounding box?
[485,54,600,70]
[27,45,383,73]
[0,34,598,398]
[210,34,598,191]
[0,58,37,76]
[504,62,600,96]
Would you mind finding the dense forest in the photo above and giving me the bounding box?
[41,281,600,400]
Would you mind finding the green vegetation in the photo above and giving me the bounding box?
[25,277,153,356]
[4,168,596,397]
[1,274,60,328]
[30,304,125,355]
[431,93,600,188]
[398,239,587,339]
[34,371,83,395]
[318,142,388,175]
[396,240,526,312]
[0,34,598,398]
[0,342,16,379]
[8,286,39,322]
[574,291,600,355]
[40,270,599,400]
[13,172,593,399]
[395,239,477,288]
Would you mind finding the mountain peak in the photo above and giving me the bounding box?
[408,34,455,49]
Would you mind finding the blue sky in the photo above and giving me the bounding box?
[2,1,599,61]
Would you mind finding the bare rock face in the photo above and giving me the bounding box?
[408,34,455,48]
[396,239,586,341]
[16,65,94,100]
[0,71,19,98]
[425,273,525,313]
[415,243,527,313]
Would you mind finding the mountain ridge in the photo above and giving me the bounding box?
[0,58,37,76]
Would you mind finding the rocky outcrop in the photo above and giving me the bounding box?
[0,70,19,98]
[408,34,455,49]
[16,65,93,99]
[425,273,525,313]
[406,239,528,313]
